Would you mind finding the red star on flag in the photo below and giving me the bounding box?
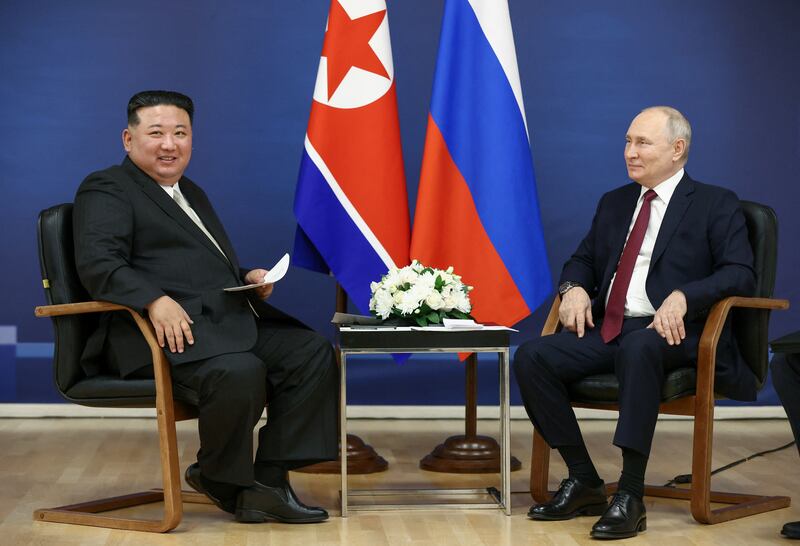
[321,1,389,101]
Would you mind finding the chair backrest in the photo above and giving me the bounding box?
[37,203,97,394]
[733,200,779,387]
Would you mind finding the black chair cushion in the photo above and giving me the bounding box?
[568,367,697,404]
[65,376,200,408]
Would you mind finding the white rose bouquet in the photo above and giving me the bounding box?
[369,260,474,327]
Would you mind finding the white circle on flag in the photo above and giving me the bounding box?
[312,1,394,110]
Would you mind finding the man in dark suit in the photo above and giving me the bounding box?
[73,90,337,524]
[514,106,755,539]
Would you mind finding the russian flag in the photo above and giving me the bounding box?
[293,0,410,314]
[410,0,551,326]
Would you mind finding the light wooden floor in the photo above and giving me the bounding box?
[0,417,797,545]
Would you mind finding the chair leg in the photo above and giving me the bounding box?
[530,428,552,503]
[33,407,211,532]
[641,405,790,524]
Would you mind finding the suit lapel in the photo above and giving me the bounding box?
[650,173,695,267]
[180,180,241,274]
[599,184,641,298]
[121,158,234,270]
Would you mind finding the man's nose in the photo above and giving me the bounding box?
[161,135,176,149]
[625,145,637,158]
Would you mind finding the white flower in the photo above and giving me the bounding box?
[372,290,394,319]
[398,266,419,286]
[452,290,472,313]
[425,291,444,310]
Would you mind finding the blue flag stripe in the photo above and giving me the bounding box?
[293,149,388,314]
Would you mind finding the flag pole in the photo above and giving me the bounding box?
[419,353,521,473]
[295,283,388,475]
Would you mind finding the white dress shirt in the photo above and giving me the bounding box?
[605,168,684,317]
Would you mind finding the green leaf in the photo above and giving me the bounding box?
[414,316,428,327]
[434,274,444,291]
[426,312,440,324]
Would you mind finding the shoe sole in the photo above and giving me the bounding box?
[235,508,328,524]
[590,517,647,539]
[528,502,608,521]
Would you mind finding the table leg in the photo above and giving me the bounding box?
[500,348,511,515]
[340,350,348,517]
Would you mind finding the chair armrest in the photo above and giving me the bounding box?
[697,296,789,367]
[35,300,183,422]
[694,296,789,406]
[35,301,128,317]
[35,300,165,365]
[541,295,562,336]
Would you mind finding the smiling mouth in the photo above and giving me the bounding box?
[158,156,177,163]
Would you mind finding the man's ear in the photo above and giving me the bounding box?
[672,138,686,162]
[122,128,132,152]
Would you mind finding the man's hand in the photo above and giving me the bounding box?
[559,286,594,338]
[244,269,274,300]
[648,290,687,345]
[146,295,194,353]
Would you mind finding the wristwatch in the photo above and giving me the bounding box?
[558,281,582,296]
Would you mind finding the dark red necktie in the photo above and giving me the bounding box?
[600,189,658,343]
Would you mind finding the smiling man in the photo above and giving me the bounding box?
[72,90,338,524]
[513,107,756,539]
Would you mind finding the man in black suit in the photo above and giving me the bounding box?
[73,90,337,523]
[514,106,755,539]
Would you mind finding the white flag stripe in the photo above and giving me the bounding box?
[466,0,529,137]
[303,135,397,270]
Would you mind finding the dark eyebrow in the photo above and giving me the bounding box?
[145,123,188,129]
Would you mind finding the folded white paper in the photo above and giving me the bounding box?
[442,318,482,329]
[224,253,290,292]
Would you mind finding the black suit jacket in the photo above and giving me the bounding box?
[73,157,302,377]
[560,173,757,400]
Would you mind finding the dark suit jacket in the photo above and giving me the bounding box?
[73,157,303,378]
[560,172,757,400]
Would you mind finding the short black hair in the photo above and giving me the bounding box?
[127,90,194,126]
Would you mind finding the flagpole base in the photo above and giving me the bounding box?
[419,435,522,474]
[294,434,388,474]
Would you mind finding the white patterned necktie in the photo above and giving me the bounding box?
[171,187,228,261]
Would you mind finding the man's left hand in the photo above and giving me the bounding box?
[648,290,687,345]
[244,269,274,300]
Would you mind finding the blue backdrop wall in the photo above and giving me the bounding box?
[1,0,798,406]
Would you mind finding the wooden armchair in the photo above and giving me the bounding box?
[529,201,790,524]
[33,203,210,532]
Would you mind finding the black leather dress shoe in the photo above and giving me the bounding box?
[185,463,237,514]
[528,477,608,521]
[235,481,328,523]
[590,490,646,540]
[782,521,800,539]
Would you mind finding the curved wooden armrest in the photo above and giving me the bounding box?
[34,301,173,400]
[35,301,129,317]
[697,296,789,368]
[541,295,562,336]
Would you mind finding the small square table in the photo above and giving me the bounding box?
[337,326,512,516]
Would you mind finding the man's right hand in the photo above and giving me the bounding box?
[558,286,594,338]
[145,295,194,353]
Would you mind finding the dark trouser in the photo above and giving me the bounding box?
[513,317,699,457]
[771,353,800,456]
[138,321,338,486]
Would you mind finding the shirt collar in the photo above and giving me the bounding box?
[640,168,684,205]
[159,181,181,198]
